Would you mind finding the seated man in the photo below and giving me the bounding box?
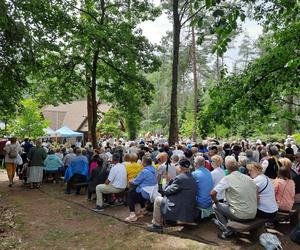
[64,148,89,194]
[125,156,157,222]
[192,156,214,221]
[147,158,197,233]
[93,153,127,212]
[210,156,257,240]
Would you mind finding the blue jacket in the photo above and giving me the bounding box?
[44,154,63,171]
[132,165,157,199]
[64,155,89,182]
[192,167,214,209]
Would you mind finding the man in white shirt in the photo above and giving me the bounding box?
[93,153,127,212]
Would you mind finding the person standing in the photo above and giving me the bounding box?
[4,137,21,187]
[27,140,47,188]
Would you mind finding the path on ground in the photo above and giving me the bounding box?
[0,170,213,250]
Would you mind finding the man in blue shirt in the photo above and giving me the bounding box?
[192,155,214,221]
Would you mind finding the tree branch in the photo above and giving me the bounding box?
[67,2,101,25]
[98,56,140,84]
[254,65,285,83]
[181,5,206,27]
[274,98,300,107]
[179,0,191,22]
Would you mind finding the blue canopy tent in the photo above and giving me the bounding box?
[55,126,83,138]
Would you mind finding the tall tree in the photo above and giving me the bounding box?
[26,0,160,147]
[191,25,199,140]
[168,0,180,145]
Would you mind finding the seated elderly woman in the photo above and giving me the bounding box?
[247,163,278,219]
[147,158,197,233]
[156,152,176,192]
[64,148,89,194]
[44,149,64,183]
[125,153,143,185]
[238,153,250,175]
[211,155,225,201]
[280,157,300,203]
[273,166,295,211]
[125,156,157,222]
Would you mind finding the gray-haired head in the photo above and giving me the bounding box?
[194,156,205,169]
[225,156,238,172]
[269,146,279,156]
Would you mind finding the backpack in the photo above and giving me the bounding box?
[8,146,18,159]
[290,222,300,245]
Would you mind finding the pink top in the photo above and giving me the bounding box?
[273,178,295,211]
[89,161,98,174]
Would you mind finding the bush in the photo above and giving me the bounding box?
[292,133,300,145]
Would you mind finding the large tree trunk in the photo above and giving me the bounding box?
[168,0,180,145]
[86,67,93,142]
[191,25,198,141]
[286,95,293,135]
[90,49,100,148]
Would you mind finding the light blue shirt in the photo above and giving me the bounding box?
[132,166,157,199]
[44,154,63,171]
[192,167,213,209]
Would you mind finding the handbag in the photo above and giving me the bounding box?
[15,154,23,165]
[260,233,283,250]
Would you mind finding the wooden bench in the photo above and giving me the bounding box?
[227,218,268,240]
[274,209,300,226]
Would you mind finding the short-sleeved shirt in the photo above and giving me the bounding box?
[211,167,225,200]
[126,162,143,183]
[254,174,278,213]
[4,142,22,163]
[192,167,214,209]
[214,171,257,220]
[108,163,127,189]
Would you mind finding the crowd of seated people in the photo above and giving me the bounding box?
[3,136,300,240]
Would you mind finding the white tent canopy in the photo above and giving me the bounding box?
[42,127,62,138]
[55,126,83,138]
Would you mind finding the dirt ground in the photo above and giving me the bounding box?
[0,169,298,250]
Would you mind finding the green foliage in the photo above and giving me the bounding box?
[98,109,124,138]
[8,98,48,139]
[292,134,300,145]
[1,1,161,142]
[199,20,300,138]
[180,110,194,138]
